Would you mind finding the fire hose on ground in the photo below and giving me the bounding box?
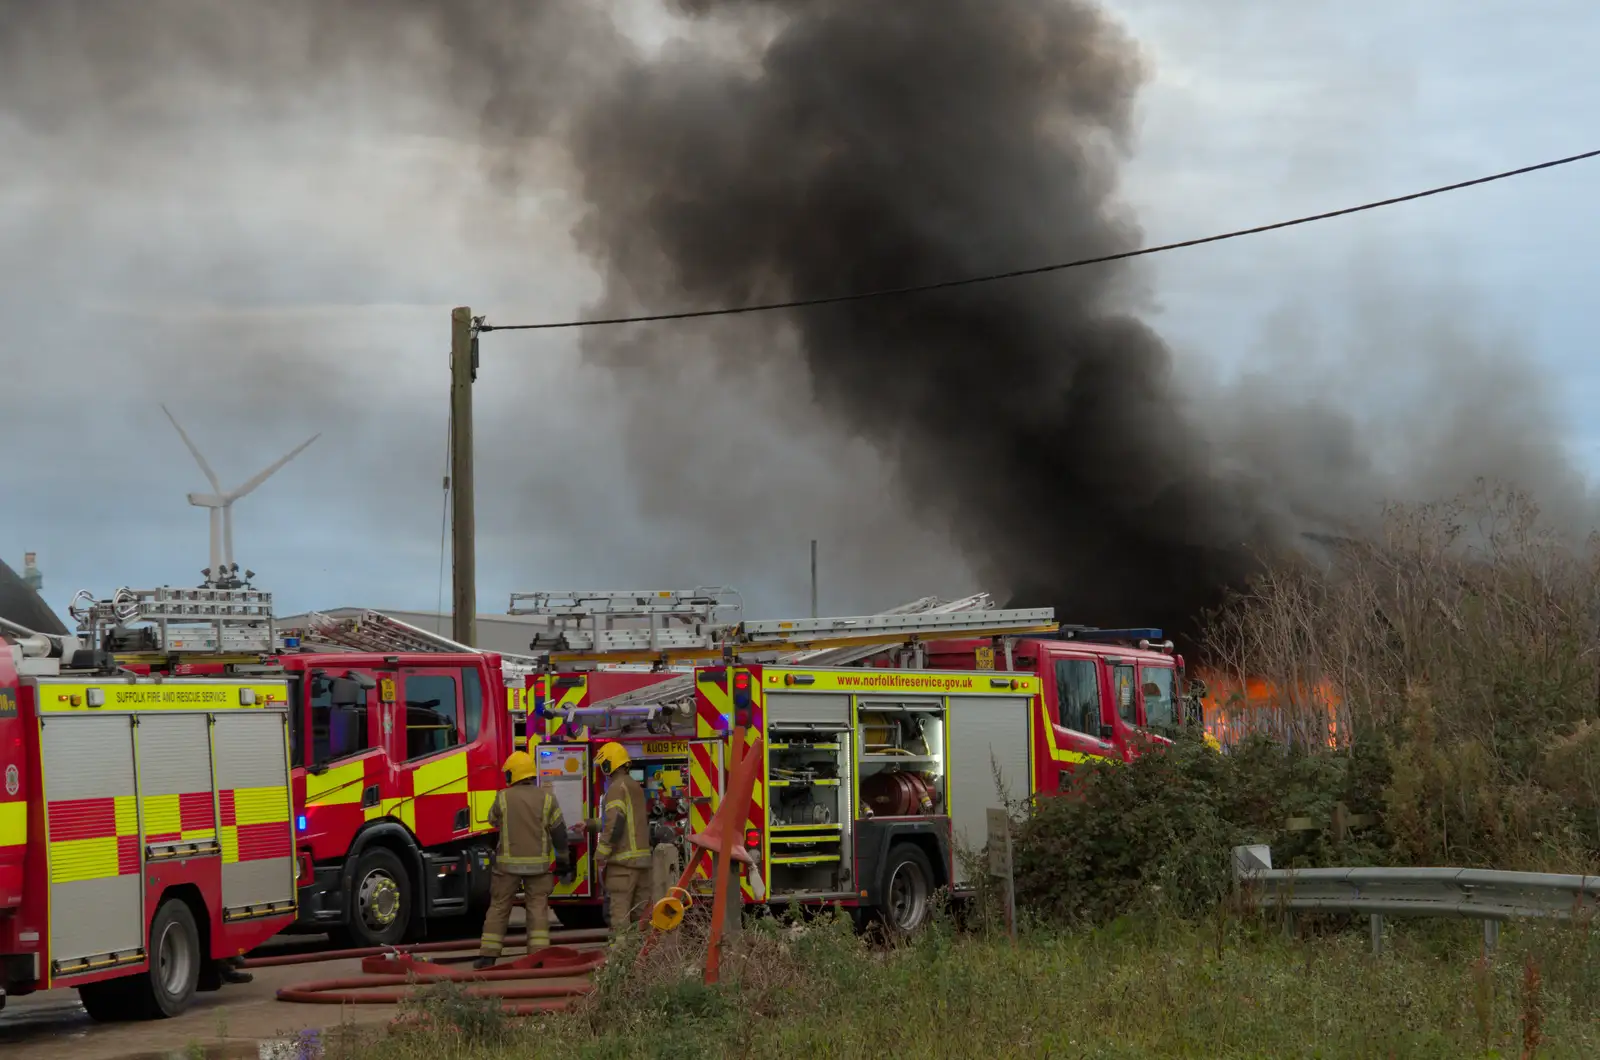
[252,726,765,1016]
[242,928,610,1016]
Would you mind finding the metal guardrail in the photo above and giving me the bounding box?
[1232,845,1600,954]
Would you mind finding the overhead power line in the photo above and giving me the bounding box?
[478,146,1600,334]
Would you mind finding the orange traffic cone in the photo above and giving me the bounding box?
[688,807,755,865]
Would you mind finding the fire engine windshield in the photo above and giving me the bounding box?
[1142,667,1176,729]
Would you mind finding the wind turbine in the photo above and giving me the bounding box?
[161,405,319,588]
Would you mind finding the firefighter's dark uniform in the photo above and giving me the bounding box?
[478,771,568,961]
[597,770,652,937]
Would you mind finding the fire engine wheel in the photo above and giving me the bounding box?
[553,904,607,931]
[79,898,201,1021]
[341,847,412,948]
[882,844,934,935]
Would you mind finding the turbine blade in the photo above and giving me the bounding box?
[162,404,222,492]
[224,433,320,502]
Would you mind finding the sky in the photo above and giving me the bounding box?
[1,0,1596,626]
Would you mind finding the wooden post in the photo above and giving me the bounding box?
[450,306,477,647]
[986,808,1016,943]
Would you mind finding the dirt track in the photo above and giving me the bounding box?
[0,913,597,1060]
[0,951,397,1060]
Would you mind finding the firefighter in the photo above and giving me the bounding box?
[593,741,651,938]
[475,750,569,969]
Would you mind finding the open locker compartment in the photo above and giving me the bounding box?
[854,697,949,823]
[763,689,854,900]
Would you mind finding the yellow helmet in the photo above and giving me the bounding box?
[503,751,537,785]
[594,742,631,777]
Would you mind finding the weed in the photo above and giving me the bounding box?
[327,913,1600,1060]
[398,977,512,1047]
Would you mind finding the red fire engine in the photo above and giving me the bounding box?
[1,588,298,1020]
[46,585,538,951]
[508,591,1143,931]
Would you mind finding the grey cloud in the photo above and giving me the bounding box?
[0,0,1594,642]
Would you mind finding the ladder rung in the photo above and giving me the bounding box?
[507,589,737,618]
[739,608,1055,641]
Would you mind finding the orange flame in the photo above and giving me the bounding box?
[1194,671,1343,750]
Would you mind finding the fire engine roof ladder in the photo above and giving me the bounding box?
[530,591,1050,728]
[69,585,278,657]
[505,587,1051,661]
[507,588,739,659]
[281,609,544,684]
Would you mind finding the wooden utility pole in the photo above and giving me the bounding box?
[450,306,477,647]
[809,539,818,618]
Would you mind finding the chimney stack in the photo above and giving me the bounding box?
[21,552,41,592]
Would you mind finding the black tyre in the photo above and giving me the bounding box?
[80,898,201,1021]
[337,847,412,948]
[880,843,935,935]
[552,902,607,931]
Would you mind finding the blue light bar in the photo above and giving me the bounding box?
[1058,628,1164,644]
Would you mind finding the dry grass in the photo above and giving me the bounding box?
[1202,483,1600,871]
[302,906,1600,1060]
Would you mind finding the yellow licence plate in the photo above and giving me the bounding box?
[642,740,689,756]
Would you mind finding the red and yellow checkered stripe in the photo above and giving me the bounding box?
[142,792,217,844]
[46,796,140,883]
[219,786,291,864]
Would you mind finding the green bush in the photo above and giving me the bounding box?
[1013,731,1397,926]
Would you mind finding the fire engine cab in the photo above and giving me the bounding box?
[0,588,298,1021]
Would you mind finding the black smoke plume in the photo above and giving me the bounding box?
[565,0,1285,641]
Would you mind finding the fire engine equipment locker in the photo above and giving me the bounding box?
[945,690,1031,888]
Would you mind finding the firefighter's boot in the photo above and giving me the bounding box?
[218,958,254,985]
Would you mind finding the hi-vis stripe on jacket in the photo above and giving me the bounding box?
[596,772,650,868]
[489,781,567,875]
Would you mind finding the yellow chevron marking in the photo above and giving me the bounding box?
[554,851,591,897]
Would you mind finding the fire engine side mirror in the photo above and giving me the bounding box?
[329,677,366,707]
